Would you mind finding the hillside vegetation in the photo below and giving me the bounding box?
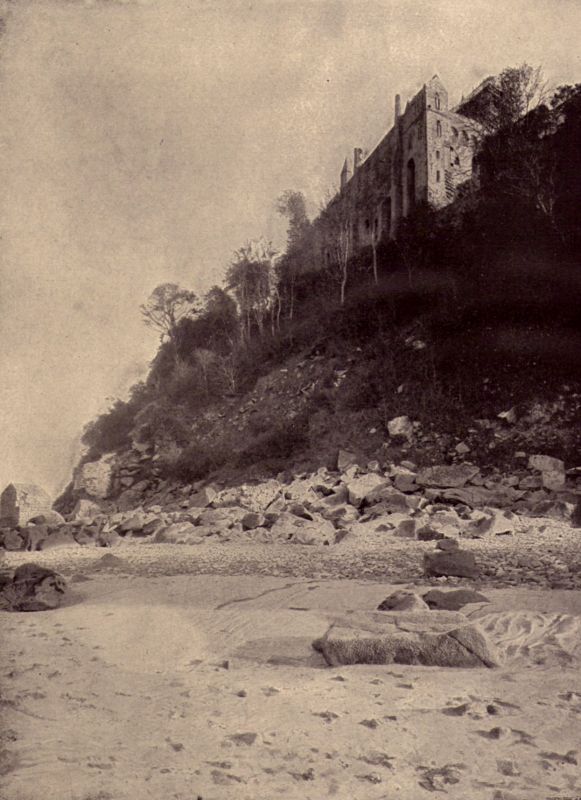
[59,70,581,509]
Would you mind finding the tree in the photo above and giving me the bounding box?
[276,190,312,320]
[225,239,280,341]
[140,283,199,349]
[318,198,352,305]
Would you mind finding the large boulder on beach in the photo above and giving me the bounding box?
[424,549,479,579]
[0,564,67,612]
[313,610,498,668]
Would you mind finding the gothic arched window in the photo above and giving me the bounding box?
[435,93,441,110]
[436,120,442,137]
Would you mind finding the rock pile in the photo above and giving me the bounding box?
[1,454,579,571]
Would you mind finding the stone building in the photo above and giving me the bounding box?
[315,75,483,261]
[0,483,53,528]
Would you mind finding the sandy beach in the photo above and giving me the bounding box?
[1,545,581,800]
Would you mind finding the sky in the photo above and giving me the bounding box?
[0,0,579,497]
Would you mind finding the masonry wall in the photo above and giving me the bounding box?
[314,74,480,270]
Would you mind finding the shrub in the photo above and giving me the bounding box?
[236,415,309,467]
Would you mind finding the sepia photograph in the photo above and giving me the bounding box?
[0,1,580,798]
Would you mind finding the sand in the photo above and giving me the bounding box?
[1,553,581,800]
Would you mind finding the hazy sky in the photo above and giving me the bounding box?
[0,0,579,496]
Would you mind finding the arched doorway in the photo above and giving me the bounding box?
[406,158,416,214]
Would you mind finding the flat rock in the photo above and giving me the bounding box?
[312,610,498,668]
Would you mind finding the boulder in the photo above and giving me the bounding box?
[377,591,429,611]
[189,486,217,508]
[96,530,121,547]
[269,512,336,545]
[23,524,49,551]
[437,485,524,509]
[417,526,445,541]
[40,531,77,550]
[416,464,480,489]
[436,538,460,552]
[466,508,515,538]
[392,517,417,538]
[2,530,24,550]
[365,487,418,513]
[424,550,479,579]
[387,416,413,442]
[154,522,204,544]
[336,449,358,472]
[0,564,67,612]
[213,480,281,512]
[241,511,266,530]
[71,498,103,522]
[312,610,498,668]
[422,589,490,611]
[528,454,565,474]
[73,454,115,499]
[345,475,389,508]
[528,455,566,491]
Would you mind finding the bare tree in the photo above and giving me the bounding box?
[318,200,353,305]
